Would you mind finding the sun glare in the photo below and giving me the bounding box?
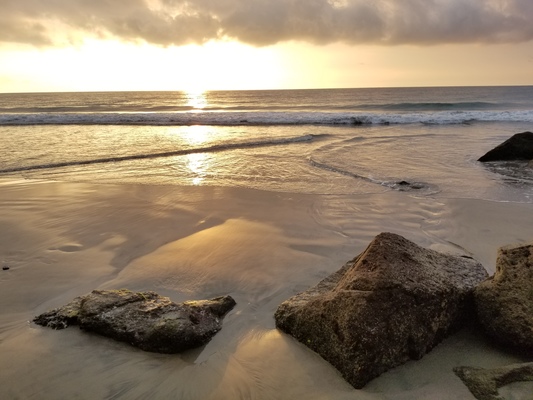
[183,125,211,144]
[186,90,208,110]
[186,152,209,186]
[179,124,213,185]
[0,39,288,92]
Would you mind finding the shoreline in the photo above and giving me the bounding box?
[1,178,532,399]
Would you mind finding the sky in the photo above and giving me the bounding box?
[0,0,532,92]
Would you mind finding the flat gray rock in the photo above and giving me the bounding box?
[454,362,533,400]
[475,242,533,353]
[275,232,488,388]
[34,289,236,353]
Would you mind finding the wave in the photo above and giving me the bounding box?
[1,109,532,126]
[0,101,510,114]
[366,101,503,111]
[481,161,533,185]
[0,134,321,174]
[309,157,440,194]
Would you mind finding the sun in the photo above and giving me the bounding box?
[168,41,286,91]
[0,39,289,92]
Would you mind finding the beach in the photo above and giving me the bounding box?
[1,178,532,399]
[1,87,533,398]
[2,0,533,392]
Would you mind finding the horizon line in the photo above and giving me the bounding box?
[2,83,533,95]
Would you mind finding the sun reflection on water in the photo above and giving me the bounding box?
[182,125,212,185]
[186,152,209,185]
[185,89,208,110]
[183,125,210,144]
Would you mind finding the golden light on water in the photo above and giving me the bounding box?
[182,124,212,185]
[183,125,210,144]
[186,153,209,185]
[185,90,208,110]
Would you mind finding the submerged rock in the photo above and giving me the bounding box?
[454,362,533,400]
[478,131,533,162]
[394,180,425,191]
[274,232,488,389]
[34,289,236,353]
[474,242,533,353]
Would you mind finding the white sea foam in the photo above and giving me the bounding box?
[0,134,320,174]
[1,109,533,126]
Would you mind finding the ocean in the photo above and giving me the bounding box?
[1,86,533,201]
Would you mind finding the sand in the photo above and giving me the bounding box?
[0,178,532,399]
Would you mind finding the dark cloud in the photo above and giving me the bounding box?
[1,0,532,47]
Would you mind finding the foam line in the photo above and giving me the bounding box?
[0,134,318,174]
[2,110,532,126]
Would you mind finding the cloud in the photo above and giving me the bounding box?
[1,0,533,47]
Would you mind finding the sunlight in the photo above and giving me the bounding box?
[2,34,533,93]
[185,90,208,110]
[181,125,212,185]
[183,125,211,145]
[186,152,209,185]
[171,41,287,91]
[0,39,288,92]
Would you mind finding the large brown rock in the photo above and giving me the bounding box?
[274,232,488,389]
[478,131,533,162]
[34,289,236,353]
[475,242,533,353]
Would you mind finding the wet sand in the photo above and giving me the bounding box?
[0,179,532,399]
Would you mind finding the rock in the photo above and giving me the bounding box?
[34,296,84,330]
[394,180,424,191]
[478,132,533,162]
[34,289,236,353]
[454,362,533,400]
[274,232,488,389]
[474,242,533,353]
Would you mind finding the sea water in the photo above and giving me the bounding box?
[1,86,533,200]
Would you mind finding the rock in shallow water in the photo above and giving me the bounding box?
[274,232,488,389]
[475,242,533,353]
[478,131,533,162]
[34,289,236,353]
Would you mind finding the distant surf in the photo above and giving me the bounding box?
[1,109,532,126]
[2,86,533,126]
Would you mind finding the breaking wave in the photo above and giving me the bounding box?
[0,134,321,174]
[1,109,533,126]
[308,157,440,194]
